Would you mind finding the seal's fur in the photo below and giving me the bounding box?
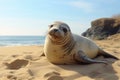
[44,21,118,64]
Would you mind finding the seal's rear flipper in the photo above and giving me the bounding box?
[98,48,119,60]
[74,51,107,64]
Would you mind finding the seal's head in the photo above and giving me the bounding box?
[48,21,71,41]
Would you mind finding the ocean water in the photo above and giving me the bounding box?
[0,36,45,46]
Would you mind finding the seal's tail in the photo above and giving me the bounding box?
[98,48,119,60]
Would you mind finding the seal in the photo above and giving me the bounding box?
[44,21,118,64]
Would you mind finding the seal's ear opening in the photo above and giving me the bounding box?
[65,24,71,32]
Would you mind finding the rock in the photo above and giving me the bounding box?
[82,18,120,40]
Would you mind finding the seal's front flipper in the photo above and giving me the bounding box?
[74,51,107,64]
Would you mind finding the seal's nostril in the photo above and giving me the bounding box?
[53,29,58,32]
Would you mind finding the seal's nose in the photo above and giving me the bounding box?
[53,29,58,32]
[49,29,59,35]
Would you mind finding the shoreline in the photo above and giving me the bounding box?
[0,45,44,47]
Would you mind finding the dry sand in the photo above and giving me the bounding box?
[0,34,120,80]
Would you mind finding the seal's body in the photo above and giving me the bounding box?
[44,21,118,64]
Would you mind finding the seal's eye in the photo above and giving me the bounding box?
[62,28,67,33]
[49,25,54,28]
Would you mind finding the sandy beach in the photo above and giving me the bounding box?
[0,0,120,80]
[0,35,120,80]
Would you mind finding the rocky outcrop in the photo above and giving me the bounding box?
[82,18,120,40]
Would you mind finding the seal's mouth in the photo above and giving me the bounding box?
[50,34,59,39]
[48,29,63,40]
[49,32,60,39]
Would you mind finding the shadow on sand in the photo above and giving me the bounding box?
[58,59,119,80]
